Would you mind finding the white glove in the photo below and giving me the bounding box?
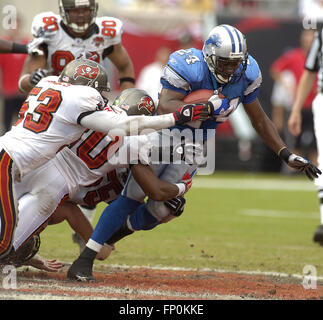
[26,38,45,56]
[30,68,49,85]
[279,147,322,181]
[208,94,235,122]
[29,24,57,56]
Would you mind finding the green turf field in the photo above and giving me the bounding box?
[38,171,323,276]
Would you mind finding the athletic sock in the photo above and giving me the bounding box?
[79,246,97,260]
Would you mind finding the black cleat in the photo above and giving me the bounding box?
[67,257,96,282]
[313,225,323,246]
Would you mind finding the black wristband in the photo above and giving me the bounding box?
[119,77,135,85]
[278,147,292,163]
[12,42,27,54]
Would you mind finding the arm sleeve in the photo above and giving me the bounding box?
[80,110,175,136]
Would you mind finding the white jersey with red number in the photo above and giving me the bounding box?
[69,167,129,207]
[53,128,150,197]
[0,76,104,180]
[31,12,123,75]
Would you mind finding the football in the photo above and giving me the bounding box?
[183,89,214,104]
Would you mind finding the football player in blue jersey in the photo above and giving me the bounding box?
[67,24,321,282]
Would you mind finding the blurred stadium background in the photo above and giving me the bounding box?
[0,0,316,173]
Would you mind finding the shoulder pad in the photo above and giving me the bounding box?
[95,16,123,45]
[31,12,61,38]
[166,49,205,84]
[243,55,262,96]
[244,55,261,82]
[74,85,105,111]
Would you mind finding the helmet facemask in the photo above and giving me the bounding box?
[59,0,98,34]
[205,54,247,84]
[203,25,248,84]
[96,86,110,106]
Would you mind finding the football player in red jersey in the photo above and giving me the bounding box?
[18,0,135,93]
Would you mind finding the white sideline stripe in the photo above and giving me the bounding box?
[192,177,317,192]
[1,280,249,300]
[240,209,319,219]
[103,264,323,281]
[0,292,107,300]
[0,291,250,301]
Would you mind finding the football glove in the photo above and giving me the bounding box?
[151,141,204,165]
[173,103,213,125]
[26,37,45,56]
[208,94,232,122]
[30,68,49,85]
[164,196,186,217]
[279,147,322,181]
[181,172,193,191]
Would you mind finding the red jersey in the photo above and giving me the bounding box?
[271,47,317,108]
[0,36,29,96]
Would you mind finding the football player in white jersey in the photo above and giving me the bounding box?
[0,58,213,260]
[18,0,135,93]
[2,90,192,269]
[10,89,192,254]
[18,0,137,246]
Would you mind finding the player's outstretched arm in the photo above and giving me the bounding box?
[244,98,290,154]
[278,147,321,181]
[244,98,321,180]
[0,38,27,54]
[24,254,63,272]
[0,35,44,55]
[81,103,212,135]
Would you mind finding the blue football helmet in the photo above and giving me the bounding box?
[203,24,248,84]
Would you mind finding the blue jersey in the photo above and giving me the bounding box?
[160,48,262,140]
